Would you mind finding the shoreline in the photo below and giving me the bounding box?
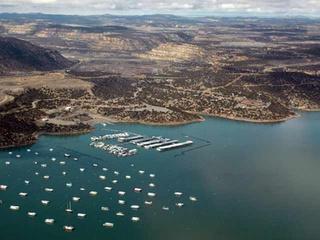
[0,128,92,150]
[187,112,300,124]
[0,109,316,150]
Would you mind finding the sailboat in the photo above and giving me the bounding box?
[65,201,73,213]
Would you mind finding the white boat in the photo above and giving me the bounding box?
[104,187,112,192]
[72,197,80,202]
[65,201,73,213]
[60,161,66,165]
[77,213,86,218]
[41,200,50,205]
[102,222,114,228]
[73,157,78,161]
[5,161,10,165]
[24,180,30,185]
[35,152,39,155]
[45,219,55,224]
[8,151,12,155]
[16,155,21,158]
[144,201,153,205]
[125,175,131,179]
[116,212,125,217]
[89,191,98,196]
[149,174,155,178]
[174,192,183,197]
[131,217,140,222]
[0,185,8,191]
[62,171,67,175]
[102,168,108,171]
[41,164,47,168]
[51,157,56,161]
[162,206,170,211]
[149,183,155,188]
[189,196,198,202]
[147,192,156,197]
[99,175,106,180]
[43,175,50,180]
[112,180,118,184]
[19,192,28,197]
[64,153,71,157]
[93,163,98,167]
[101,206,109,211]
[130,205,140,210]
[118,191,126,196]
[80,168,85,172]
[49,148,54,152]
[63,226,75,232]
[118,200,125,205]
[35,172,39,175]
[27,149,31,152]
[138,170,145,174]
[114,171,119,175]
[10,205,20,211]
[66,183,72,187]
[176,203,184,208]
[80,187,86,191]
[27,212,37,217]
[134,188,142,193]
[45,188,54,192]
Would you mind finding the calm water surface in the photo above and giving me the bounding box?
[0,112,320,240]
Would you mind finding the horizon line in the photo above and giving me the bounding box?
[0,11,320,19]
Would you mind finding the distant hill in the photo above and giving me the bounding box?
[0,36,73,74]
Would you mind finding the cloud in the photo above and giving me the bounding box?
[0,0,319,16]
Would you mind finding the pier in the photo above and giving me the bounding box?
[131,137,154,144]
[156,141,193,152]
[137,139,163,147]
[118,135,143,142]
[144,140,179,149]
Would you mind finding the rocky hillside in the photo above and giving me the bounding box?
[0,36,73,74]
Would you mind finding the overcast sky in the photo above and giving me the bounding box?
[0,0,319,16]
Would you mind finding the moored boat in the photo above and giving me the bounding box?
[102,222,114,228]
[77,213,86,218]
[63,226,75,232]
[89,191,98,196]
[27,212,37,217]
[131,217,140,222]
[44,219,55,225]
[10,205,20,211]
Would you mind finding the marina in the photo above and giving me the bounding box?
[1,137,198,235]
[89,129,193,157]
[1,113,319,240]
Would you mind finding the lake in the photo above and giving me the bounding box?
[0,112,320,240]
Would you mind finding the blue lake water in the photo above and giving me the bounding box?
[0,112,320,240]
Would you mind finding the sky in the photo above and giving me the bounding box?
[0,0,319,16]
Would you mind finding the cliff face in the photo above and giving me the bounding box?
[0,36,73,74]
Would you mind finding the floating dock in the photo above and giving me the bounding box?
[144,140,179,149]
[156,141,193,152]
[131,137,154,144]
[118,135,143,142]
[137,139,163,147]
